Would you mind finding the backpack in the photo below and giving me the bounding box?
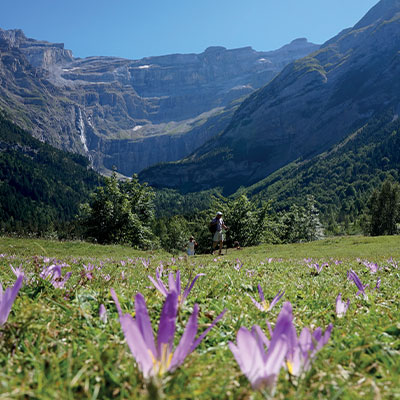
[209,220,217,234]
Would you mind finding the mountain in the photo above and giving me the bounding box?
[244,111,400,228]
[0,111,101,234]
[0,29,318,175]
[140,0,400,194]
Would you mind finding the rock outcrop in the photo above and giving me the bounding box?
[0,28,318,174]
[140,0,400,194]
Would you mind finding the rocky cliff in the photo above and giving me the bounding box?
[0,28,318,174]
[140,0,400,194]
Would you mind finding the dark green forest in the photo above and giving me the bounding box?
[0,112,102,235]
[242,111,400,234]
[1,109,400,251]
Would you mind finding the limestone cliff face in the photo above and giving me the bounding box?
[140,0,400,193]
[0,27,318,174]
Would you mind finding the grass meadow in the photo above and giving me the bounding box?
[0,235,399,399]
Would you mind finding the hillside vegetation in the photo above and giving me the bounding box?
[243,111,400,232]
[0,112,102,234]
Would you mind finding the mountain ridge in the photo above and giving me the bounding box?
[0,28,318,175]
[139,0,400,194]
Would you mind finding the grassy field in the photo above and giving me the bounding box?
[0,236,399,399]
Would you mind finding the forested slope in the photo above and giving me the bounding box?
[244,111,400,230]
[0,113,101,234]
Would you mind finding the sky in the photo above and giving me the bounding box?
[0,0,379,60]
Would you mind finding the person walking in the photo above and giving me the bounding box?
[210,211,228,255]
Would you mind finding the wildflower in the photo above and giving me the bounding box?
[229,302,291,391]
[40,264,72,289]
[308,263,327,275]
[348,269,369,299]
[83,264,95,280]
[10,265,24,278]
[141,258,151,268]
[248,284,284,312]
[234,259,243,271]
[148,269,204,306]
[99,304,107,323]
[114,290,226,378]
[335,293,350,318]
[283,302,333,377]
[375,277,381,290]
[362,261,380,274]
[0,274,24,325]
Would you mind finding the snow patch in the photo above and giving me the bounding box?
[137,65,151,69]
[132,125,143,131]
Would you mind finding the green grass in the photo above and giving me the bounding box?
[0,236,399,399]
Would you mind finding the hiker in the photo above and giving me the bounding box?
[187,236,197,256]
[210,211,228,255]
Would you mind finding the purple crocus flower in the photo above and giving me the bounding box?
[113,289,226,378]
[141,258,151,268]
[348,269,369,299]
[234,259,243,271]
[375,277,381,290]
[10,265,24,278]
[308,263,327,275]
[148,269,204,306]
[335,293,350,318]
[40,264,72,289]
[83,264,95,280]
[248,285,284,312]
[362,261,380,274]
[284,302,333,377]
[229,302,292,391]
[0,274,24,325]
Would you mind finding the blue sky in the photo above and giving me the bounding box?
[0,0,379,60]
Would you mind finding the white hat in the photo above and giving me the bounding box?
[216,211,223,216]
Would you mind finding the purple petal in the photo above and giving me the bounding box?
[251,325,268,363]
[135,293,157,358]
[298,327,313,360]
[99,304,107,323]
[258,284,265,302]
[170,304,199,370]
[270,302,296,357]
[110,288,123,318]
[348,270,365,292]
[248,294,265,311]
[182,273,205,302]
[191,308,227,352]
[168,272,177,293]
[264,332,288,385]
[120,314,154,378]
[375,277,381,290]
[148,275,168,297]
[157,291,178,355]
[268,290,285,311]
[176,270,181,294]
[0,274,24,325]
[336,293,349,317]
[229,327,265,387]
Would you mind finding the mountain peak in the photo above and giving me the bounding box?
[354,0,400,29]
